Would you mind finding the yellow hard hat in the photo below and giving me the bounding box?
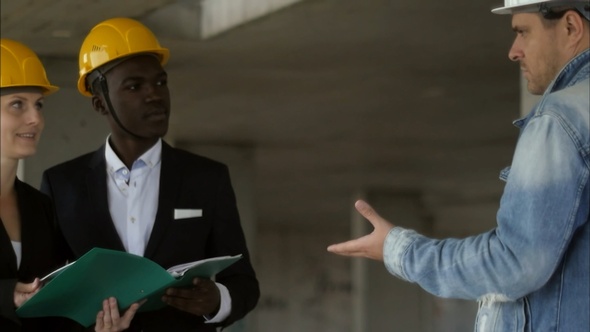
[77,17,170,96]
[0,38,59,96]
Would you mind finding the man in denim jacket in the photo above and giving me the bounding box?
[328,1,589,331]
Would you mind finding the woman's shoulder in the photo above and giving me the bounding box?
[14,179,51,206]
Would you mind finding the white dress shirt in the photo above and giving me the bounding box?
[104,137,231,323]
[11,241,22,268]
[105,138,160,256]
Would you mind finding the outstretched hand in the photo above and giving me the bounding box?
[327,200,394,261]
[14,278,42,308]
[95,297,144,332]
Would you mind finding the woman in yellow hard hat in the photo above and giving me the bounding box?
[0,38,139,332]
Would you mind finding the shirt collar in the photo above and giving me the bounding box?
[105,136,163,174]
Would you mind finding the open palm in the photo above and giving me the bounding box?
[327,200,394,261]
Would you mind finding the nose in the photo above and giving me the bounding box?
[508,38,522,62]
[145,83,165,102]
[25,108,43,126]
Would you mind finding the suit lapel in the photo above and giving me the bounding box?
[87,146,126,251]
[144,142,182,259]
[17,180,42,277]
[0,182,18,277]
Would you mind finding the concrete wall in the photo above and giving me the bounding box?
[254,226,353,332]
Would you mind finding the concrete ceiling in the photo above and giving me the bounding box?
[1,0,520,229]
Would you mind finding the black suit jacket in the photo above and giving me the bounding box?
[1,179,79,332]
[40,141,259,332]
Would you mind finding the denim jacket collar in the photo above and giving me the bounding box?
[513,48,590,129]
[547,48,590,94]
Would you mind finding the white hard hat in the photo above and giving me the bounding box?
[493,0,553,14]
[492,0,590,20]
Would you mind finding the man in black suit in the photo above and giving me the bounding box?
[40,17,259,332]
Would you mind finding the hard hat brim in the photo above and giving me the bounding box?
[2,84,60,96]
[42,85,60,96]
[492,0,590,15]
[491,0,548,15]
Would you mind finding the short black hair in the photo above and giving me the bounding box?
[541,3,590,21]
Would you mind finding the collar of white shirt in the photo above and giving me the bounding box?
[104,136,163,175]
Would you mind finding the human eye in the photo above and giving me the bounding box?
[10,100,23,109]
[515,27,527,37]
[35,100,45,111]
[126,84,140,91]
[156,77,168,86]
[123,79,142,91]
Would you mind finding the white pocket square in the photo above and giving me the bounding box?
[174,209,202,220]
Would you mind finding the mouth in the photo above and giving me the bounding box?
[146,109,169,120]
[146,109,168,117]
[16,132,37,139]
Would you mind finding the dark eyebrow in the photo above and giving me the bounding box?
[121,71,168,84]
[121,76,145,84]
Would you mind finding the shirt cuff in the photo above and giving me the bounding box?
[204,282,232,323]
[383,227,418,281]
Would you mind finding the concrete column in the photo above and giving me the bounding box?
[351,190,434,332]
[175,143,258,332]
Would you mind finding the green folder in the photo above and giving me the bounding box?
[16,247,242,327]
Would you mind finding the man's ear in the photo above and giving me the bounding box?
[91,95,109,115]
[564,10,585,42]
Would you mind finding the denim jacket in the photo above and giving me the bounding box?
[384,49,590,332]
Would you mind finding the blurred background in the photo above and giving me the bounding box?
[2,0,540,331]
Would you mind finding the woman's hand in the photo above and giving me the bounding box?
[14,278,42,308]
[94,297,143,332]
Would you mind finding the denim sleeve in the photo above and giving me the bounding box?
[383,111,589,301]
